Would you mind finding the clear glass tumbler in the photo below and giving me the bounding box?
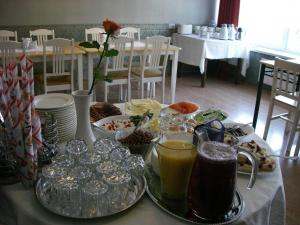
[103,170,132,211]
[82,180,108,217]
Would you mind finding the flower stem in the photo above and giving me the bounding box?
[88,33,111,95]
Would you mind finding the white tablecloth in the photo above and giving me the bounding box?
[0,133,285,225]
[172,33,250,76]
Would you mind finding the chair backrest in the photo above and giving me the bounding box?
[105,36,134,74]
[30,29,55,46]
[43,38,74,92]
[141,36,170,73]
[272,58,300,103]
[119,27,140,40]
[85,28,106,44]
[0,41,22,69]
[0,30,18,41]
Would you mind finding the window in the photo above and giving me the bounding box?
[239,0,300,54]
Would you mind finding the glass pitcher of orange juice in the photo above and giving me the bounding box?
[155,132,198,200]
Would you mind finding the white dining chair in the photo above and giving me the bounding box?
[103,36,134,102]
[85,28,106,44]
[119,27,140,40]
[263,58,300,157]
[30,29,55,46]
[0,41,22,69]
[0,30,18,41]
[42,38,74,94]
[131,36,170,103]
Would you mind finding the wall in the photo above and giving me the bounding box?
[0,0,215,26]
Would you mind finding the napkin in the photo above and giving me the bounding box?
[0,55,42,187]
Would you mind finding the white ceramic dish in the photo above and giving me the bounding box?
[124,99,162,117]
[160,105,200,119]
[223,122,254,137]
[93,115,135,139]
[34,94,74,110]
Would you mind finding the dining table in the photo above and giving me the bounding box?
[77,41,181,104]
[172,33,250,87]
[0,102,286,225]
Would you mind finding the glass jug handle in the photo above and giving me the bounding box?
[237,147,258,189]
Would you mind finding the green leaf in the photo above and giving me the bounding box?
[92,41,100,49]
[104,49,119,57]
[79,41,100,49]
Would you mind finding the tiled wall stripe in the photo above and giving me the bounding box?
[0,23,175,41]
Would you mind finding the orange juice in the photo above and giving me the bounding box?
[157,139,197,199]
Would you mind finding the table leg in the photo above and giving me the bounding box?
[235,58,242,84]
[252,63,266,129]
[170,50,179,103]
[201,59,208,87]
[77,54,83,90]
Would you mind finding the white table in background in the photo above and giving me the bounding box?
[78,41,181,103]
[172,33,250,87]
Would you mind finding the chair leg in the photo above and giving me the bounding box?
[127,82,131,101]
[140,79,144,99]
[263,99,275,140]
[104,84,108,102]
[119,84,123,101]
[294,131,300,157]
[161,80,165,104]
[147,82,151,97]
[284,112,292,135]
[152,82,156,98]
[286,113,300,156]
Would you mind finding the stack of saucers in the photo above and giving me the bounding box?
[34,93,77,143]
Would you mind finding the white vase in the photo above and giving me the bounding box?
[72,90,96,149]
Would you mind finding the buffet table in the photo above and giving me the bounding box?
[0,132,286,225]
[172,33,250,87]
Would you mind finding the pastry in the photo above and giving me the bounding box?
[238,140,276,172]
[90,102,122,123]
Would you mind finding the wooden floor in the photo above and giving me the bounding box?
[97,72,300,225]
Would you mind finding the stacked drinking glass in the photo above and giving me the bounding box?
[39,138,145,217]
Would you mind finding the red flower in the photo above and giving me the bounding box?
[102,19,121,35]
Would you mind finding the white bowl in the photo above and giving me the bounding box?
[93,115,135,139]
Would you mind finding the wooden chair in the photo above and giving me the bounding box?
[131,36,170,103]
[103,36,134,102]
[0,30,18,41]
[0,41,22,69]
[85,28,106,44]
[263,58,300,157]
[120,27,140,40]
[43,38,74,94]
[30,29,55,46]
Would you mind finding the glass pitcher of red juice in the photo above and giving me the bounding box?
[188,141,258,220]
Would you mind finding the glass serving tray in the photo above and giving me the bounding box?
[145,164,244,225]
[35,175,147,219]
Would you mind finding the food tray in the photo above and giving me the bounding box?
[145,164,244,225]
[35,175,147,219]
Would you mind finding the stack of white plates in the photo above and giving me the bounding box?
[34,94,77,143]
